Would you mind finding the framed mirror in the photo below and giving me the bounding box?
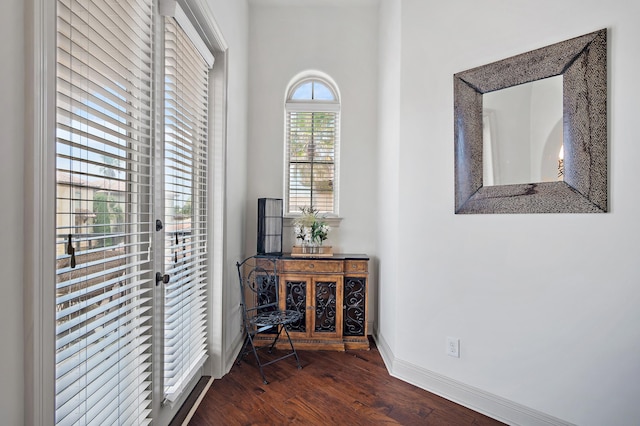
[454,29,607,214]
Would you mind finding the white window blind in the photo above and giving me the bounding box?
[285,79,340,215]
[163,15,210,403]
[55,0,154,424]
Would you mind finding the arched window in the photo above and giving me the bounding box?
[285,74,340,215]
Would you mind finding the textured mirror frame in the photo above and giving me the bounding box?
[454,29,607,214]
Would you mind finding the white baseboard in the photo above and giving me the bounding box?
[373,333,574,426]
[223,331,246,376]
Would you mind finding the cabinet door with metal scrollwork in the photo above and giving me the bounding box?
[311,276,343,339]
[314,280,337,333]
[343,277,366,336]
[282,277,308,334]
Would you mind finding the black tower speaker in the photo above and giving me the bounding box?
[257,198,283,255]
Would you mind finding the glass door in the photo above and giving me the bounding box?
[157,13,212,421]
[54,3,212,424]
[54,0,155,423]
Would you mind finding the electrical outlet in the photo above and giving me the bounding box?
[446,337,460,358]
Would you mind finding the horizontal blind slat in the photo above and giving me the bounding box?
[55,295,151,351]
[56,304,152,369]
[55,273,151,323]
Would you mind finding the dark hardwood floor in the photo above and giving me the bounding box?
[189,339,505,425]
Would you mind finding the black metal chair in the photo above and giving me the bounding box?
[236,255,302,384]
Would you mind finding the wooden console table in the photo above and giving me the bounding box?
[257,254,370,351]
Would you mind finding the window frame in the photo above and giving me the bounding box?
[284,75,341,217]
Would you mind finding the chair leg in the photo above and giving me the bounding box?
[267,325,284,353]
[265,325,302,370]
[239,324,302,384]
[236,334,250,365]
[247,331,269,384]
[283,326,302,370]
[236,327,270,384]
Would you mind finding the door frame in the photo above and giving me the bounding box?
[24,0,229,424]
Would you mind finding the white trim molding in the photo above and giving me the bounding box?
[24,0,57,424]
[374,333,575,426]
[179,0,229,51]
[159,0,178,16]
[175,4,215,68]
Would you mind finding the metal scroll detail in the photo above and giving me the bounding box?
[255,275,277,314]
[343,277,366,336]
[315,281,337,332]
[285,280,307,332]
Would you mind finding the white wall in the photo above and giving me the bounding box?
[377,0,401,352]
[1,0,24,423]
[377,0,640,424]
[201,0,251,373]
[246,0,379,322]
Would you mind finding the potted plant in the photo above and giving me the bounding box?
[293,206,331,254]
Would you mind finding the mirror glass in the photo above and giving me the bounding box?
[483,75,563,186]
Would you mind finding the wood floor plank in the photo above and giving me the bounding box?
[188,339,505,425]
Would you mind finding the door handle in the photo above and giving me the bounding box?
[156,272,170,286]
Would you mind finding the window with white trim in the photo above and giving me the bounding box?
[285,76,340,215]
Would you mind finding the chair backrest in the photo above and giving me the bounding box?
[236,256,280,317]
